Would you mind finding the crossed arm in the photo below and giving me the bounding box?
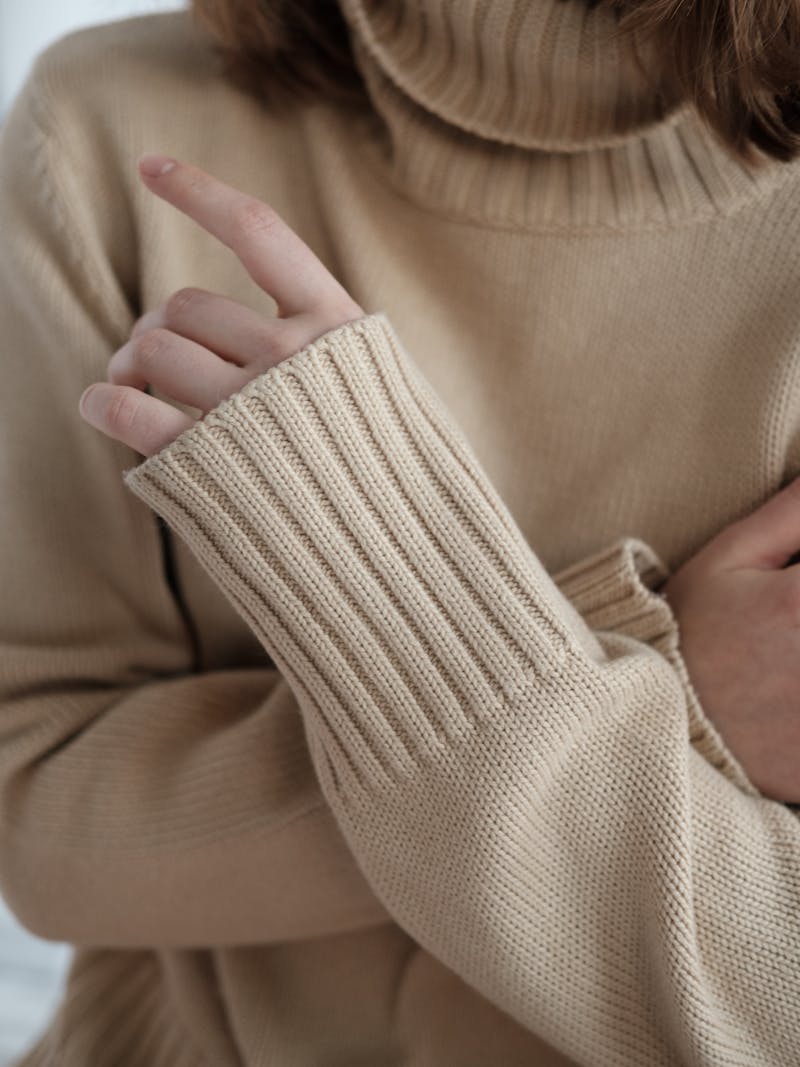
[2,70,799,1067]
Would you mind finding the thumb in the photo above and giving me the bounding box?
[710,474,800,571]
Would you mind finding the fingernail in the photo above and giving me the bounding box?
[79,384,97,414]
[139,153,177,178]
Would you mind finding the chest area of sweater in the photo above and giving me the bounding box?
[137,164,800,672]
[311,196,800,572]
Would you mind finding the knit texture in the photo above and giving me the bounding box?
[1,4,800,1066]
[339,0,687,148]
[336,0,793,228]
[123,308,800,1066]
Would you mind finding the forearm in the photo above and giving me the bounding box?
[124,312,800,1064]
[0,666,388,946]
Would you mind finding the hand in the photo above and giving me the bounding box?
[661,476,800,803]
[78,154,365,457]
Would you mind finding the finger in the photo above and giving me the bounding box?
[137,155,354,318]
[79,382,195,458]
[710,474,800,571]
[131,287,292,367]
[108,328,249,412]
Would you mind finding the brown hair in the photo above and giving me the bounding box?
[190,1,368,113]
[191,0,800,165]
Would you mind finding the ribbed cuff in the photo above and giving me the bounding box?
[123,311,761,803]
[123,312,580,796]
[553,537,673,648]
[554,538,761,797]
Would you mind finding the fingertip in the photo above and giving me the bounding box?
[138,153,177,179]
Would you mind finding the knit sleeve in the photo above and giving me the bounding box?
[0,54,389,947]
[124,311,800,1067]
[0,51,723,959]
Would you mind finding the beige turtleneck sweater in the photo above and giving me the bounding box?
[1,3,799,1065]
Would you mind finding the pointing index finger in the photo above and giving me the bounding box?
[138,154,347,318]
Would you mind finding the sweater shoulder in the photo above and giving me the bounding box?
[12,9,298,192]
[2,9,300,299]
[0,12,257,336]
[26,11,220,112]
[16,10,286,159]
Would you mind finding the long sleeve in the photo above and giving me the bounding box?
[0,55,702,959]
[124,311,800,1067]
[0,59,389,948]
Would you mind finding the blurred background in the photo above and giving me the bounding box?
[1,4,185,1065]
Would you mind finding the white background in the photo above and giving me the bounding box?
[1,5,187,1066]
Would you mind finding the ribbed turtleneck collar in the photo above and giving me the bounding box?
[339,0,684,152]
[334,0,792,230]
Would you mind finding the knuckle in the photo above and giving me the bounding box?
[164,287,200,323]
[133,329,167,370]
[234,199,279,237]
[185,171,212,196]
[107,389,141,433]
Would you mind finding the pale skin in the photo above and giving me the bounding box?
[79,154,800,805]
